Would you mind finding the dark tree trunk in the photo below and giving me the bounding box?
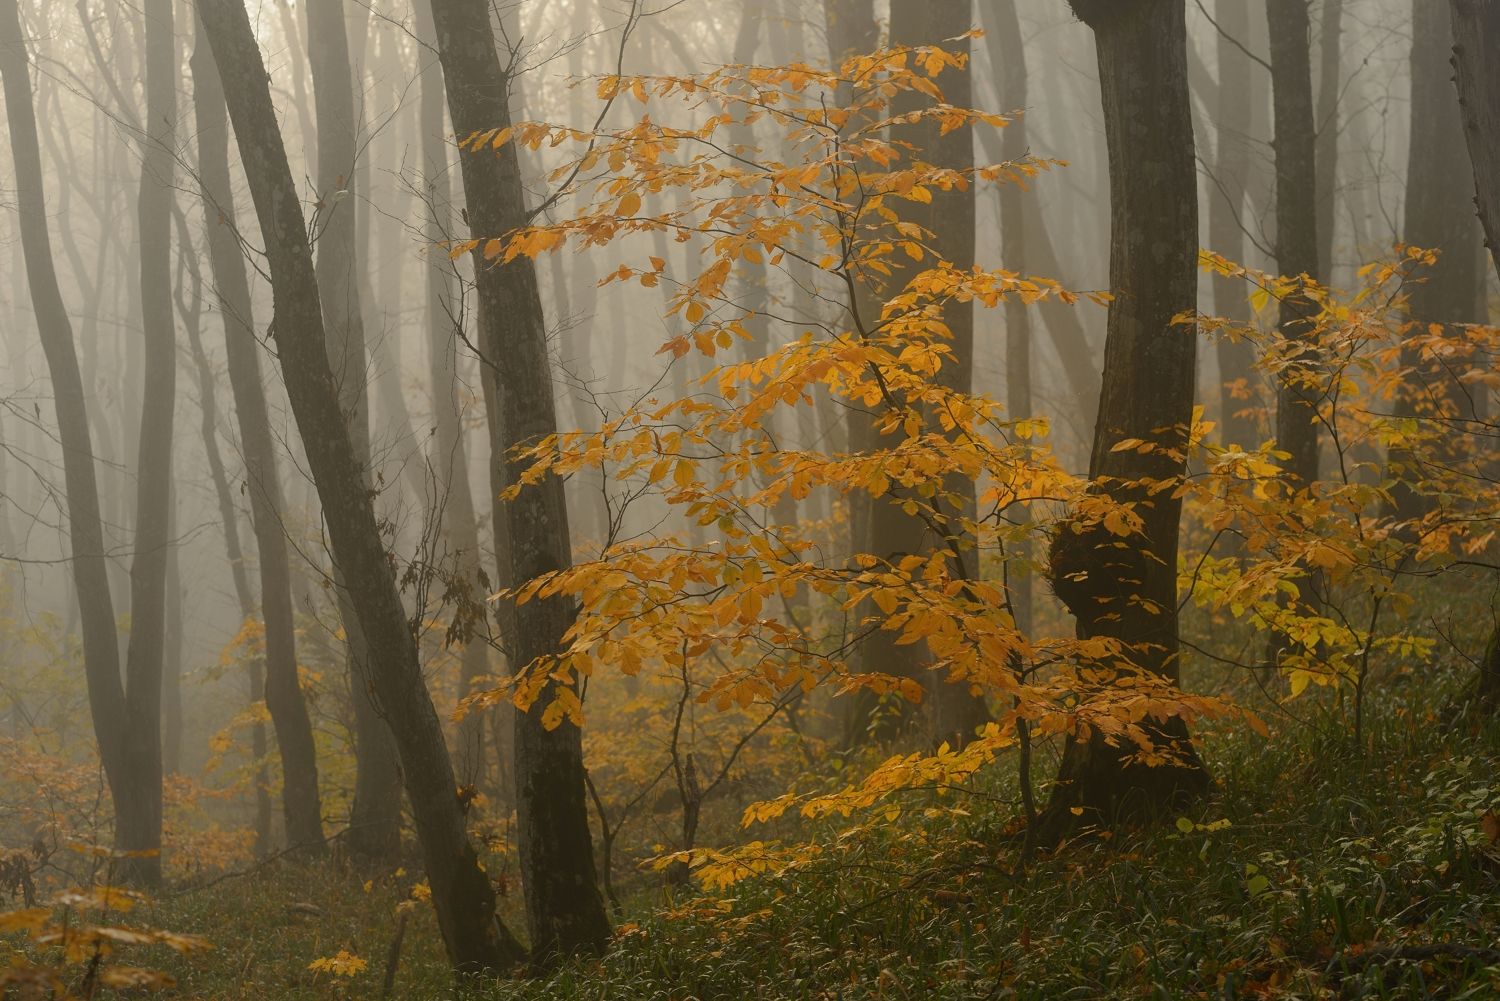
[196,0,523,971]
[1449,0,1500,708]
[1208,0,1262,449]
[1315,0,1342,281]
[1389,1,1483,519]
[1040,0,1209,835]
[305,0,403,865]
[0,0,134,873]
[1266,0,1322,487]
[189,14,326,853]
[423,0,610,965]
[113,0,177,887]
[414,0,492,791]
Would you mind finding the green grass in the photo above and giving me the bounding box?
[54,668,1500,999]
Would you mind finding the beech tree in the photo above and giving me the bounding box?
[424,0,612,964]
[1041,0,1210,831]
[196,0,524,971]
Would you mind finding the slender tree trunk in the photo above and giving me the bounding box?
[1040,0,1209,835]
[425,0,611,964]
[197,0,524,971]
[1266,0,1322,487]
[1209,0,1262,449]
[305,0,403,865]
[113,0,178,886]
[1315,0,1342,282]
[1449,0,1500,707]
[189,12,326,853]
[414,0,492,791]
[1389,1,1482,519]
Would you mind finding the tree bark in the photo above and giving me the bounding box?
[189,13,326,853]
[1266,0,1322,487]
[1040,0,1209,834]
[414,0,492,792]
[196,0,523,971]
[423,0,611,965]
[1208,0,1263,449]
[1315,0,1342,282]
[305,0,403,865]
[1449,0,1500,708]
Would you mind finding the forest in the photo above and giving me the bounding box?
[0,0,1499,997]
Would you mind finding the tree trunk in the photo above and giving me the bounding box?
[189,13,326,853]
[1315,0,1342,282]
[423,0,611,966]
[1449,0,1500,708]
[112,0,178,887]
[196,0,524,971]
[1208,0,1262,449]
[1266,0,1322,487]
[414,0,492,791]
[1040,0,1209,835]
[305,0,403,865]
[1389,1,1483,519]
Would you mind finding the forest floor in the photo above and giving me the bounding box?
[122,669,1500,999]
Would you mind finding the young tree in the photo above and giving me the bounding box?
[195,0,524,971]
[306,0,403,864]
[188,13,326,854]
[424,0,612,962]
[1041,0,1210,831]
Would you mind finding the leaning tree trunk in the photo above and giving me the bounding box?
[0,0,131,867]
[305,0,403,864]
[189,13,326,853]
[112,0,178,887]
[196,0,524,972]
[1039,0,1209,835]
[425,0,612,964]
[1266,0,1322,487]
[1450,0,1500,708]
[413,0,492,791]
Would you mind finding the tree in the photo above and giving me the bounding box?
[424,0,612,963]
[188,11,326,854]
[305,0,403,864]
[1040,0,1210,832]
[1449,0,1500,706]
[1266,0,1322,488]
[195,0,524,972]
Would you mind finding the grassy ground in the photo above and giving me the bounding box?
[29,667,1500,999]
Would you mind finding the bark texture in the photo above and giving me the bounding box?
[424,0,611,964]
[1041,0,1209,834]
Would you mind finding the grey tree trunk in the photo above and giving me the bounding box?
[196,0,523,971]
[1040,0,1209,835]
[189,13,326,853]
[1267,0,1322,487]
[1315,0,1343,281]
[424,0,611,964]
[305,0,403,865]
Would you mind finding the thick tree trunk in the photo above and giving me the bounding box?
[305,0,403,864]
[423,0,610,965]
[1209,0,1262,449]
[1040,0,1209,835]
[414,0,491,791]
[189,15,326,853]
[196,0,523,971]
[1449,0,1500,708]
[1267,0,1322,487]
